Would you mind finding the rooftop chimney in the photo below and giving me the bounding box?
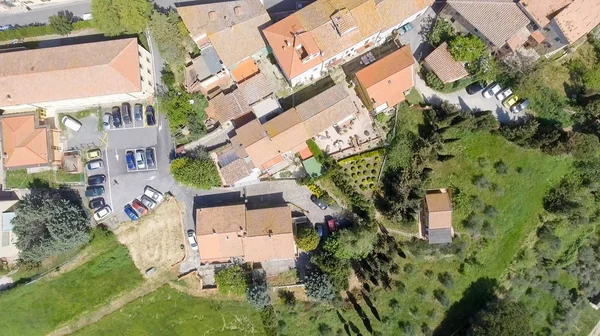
[234,6,243,16]
[208,11,217,20]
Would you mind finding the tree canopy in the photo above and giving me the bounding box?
[427,18,456,47]
[468,300,530,336]
[48,11,73,36]
[170,150,221,189]
[449,34,487,63]
[295,226,320,251]
[12,190,90,263]
[91,0,151,36]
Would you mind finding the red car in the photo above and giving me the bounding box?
[131,199,148,216]
[327,219,338,232]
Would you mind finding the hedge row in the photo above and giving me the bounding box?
[338,148,385,165]
[0,20,95,42]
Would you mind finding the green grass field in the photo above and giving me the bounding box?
[0,230,143,336]
[73,286,264,336]
[5,169,83,189]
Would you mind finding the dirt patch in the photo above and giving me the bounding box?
[113,198,186,275]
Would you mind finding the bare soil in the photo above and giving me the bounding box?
[113,198,186,275]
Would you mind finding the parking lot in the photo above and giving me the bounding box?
[63,102,169,224]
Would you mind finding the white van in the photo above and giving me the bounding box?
[61,115,82,132]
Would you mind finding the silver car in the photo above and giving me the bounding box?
[482,83,501,98]
[103,113,112,131]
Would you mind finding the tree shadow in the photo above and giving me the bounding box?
[348,320,362,336]
[361,291,381,321]
[347,291,373,334]
[27,178,50,189]
[432,277,498,336]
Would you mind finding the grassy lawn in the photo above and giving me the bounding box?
[5,169,83,189]
[73,286,264,336]
[0,230,143,336]
[405,88,425,106]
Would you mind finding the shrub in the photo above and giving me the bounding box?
[49,11,73,36]
[357,171,362,176]
[389,298,401,311]
[305,271,336,302]
[371,169,377,175]
[351,166,356,171]
[484,205,499,218]
[494,160,508,174]
[416,287,427,299]
[307,139,325,163]
[424,69,445,91]
[295,226,320,251]
[170,156,221,189]
[478,157,490,168]
[491,183,504,196]
[366,163,371,168]
[438,272,454,288]
[277,290,296,306]
[318,323,333,336]
[433,289,449,306]
[427,18,456,47]
[471,197,485,211]
[449,34,486,62]
[473,175,491,189]
[424,269,434,279]
[395,280,406,293]
[215,265,248,296]
[359,185,366,190]
[247,284,271,310]
[398,321,414,334]
[403,263,414,274]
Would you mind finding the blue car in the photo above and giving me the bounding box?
[126,151,136,170]
[124,204,139,221]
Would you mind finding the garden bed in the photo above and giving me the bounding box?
[340,149,384,196]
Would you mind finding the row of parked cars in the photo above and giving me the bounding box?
[81,149,111,221]
[102,103,156,130]
[126,148,156,171]
[123,186,164,221]
[466,82,530,113]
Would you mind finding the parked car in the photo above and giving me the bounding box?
[145,148,155,169]
[496,88,513,101]
[187,230,199,251]
[503,95,519,108]
[134,104,143,121]
[103,113,112,131]
[144,186,163,203]
[310,195,327,210]
[327,218,338,232]
[124,204,139,221]
[140,195,157,209]
[122,103,132,124]
[93,205,111,221]
[135,150,146,169]
[316,224,325,238]
[87,174,106,185]
[146,105,156,126]
[112,106,122,128]
[126,151,136,170]
[85,185,105,197]
[466,82,485,95]
[0,25,13,31]
[87,148,101,160]
[397,22,414,35]
[89,197,105,209]
[131,199,148,216]
[61,115,82,132]
[482,83,502,98]
[511,99,531,113]
[86,159,104,171]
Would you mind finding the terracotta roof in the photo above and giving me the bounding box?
[245,206,292,236]
[235,119,267,147]
[244,136,282,168]
[296,84,349,120]
[242,234,296,261]
[206,73,274,123]
[425,190,452,230]
[554,0,600,44]
[446,0,531,47]
[531,30,545,43]
[198,233,244,262]
[518,0,572,27]
[262,15,324,80]
[195,204,246,235]
[2,114,50,168]
[0,38,141,108]
[271,122,311,153]
[298,146,313,159]
[231,58,260,83]
[423,42,469,84]
[220,158,252,185]
[177,0,271,67]
[375,0,433,31]
[355,45,415,109]
[263,108,302,137]
[303,96,356,136]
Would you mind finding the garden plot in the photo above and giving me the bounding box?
[340,150,383,196]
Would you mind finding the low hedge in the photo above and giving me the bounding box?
[338,148,385,165]
[0,20,95,42]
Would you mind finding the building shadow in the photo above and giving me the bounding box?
[246,192,287,209]
[192,191,243,223]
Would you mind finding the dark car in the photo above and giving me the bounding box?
[85,185,105,197]
[87,174,106,185]
[145,148,155,169]
[146,105,156,126]
[89,197,106,209]
[124,204,139,221]
[134,104,143,121]
[510,99,531,113]
[466,82,486,95]
[126,151,136,170]
[131,199,147,216]
[121,103,132,124]
[112,106,122,128]
[316,224,325,238]
[310,194,327,210]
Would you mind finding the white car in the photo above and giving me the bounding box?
[93,205,112,221]
[135,150,146,169]
[140,195,157,209]
[495,88,513,101]
[482,83,501,98]
[144,186,164,204]
[61,115,82,132]
[187,230,198,251]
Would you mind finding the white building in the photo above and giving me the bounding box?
[262,0,432,87]
[0,38,154,113]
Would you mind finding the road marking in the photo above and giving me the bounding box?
[147,176,156,181]
[103,148,114,211]
[158,120,162,131]
[115,149,119,161]
[99,132,108,147]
